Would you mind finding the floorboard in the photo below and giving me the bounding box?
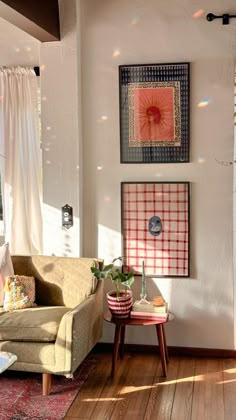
[170,357,196,420]
[65,352,236,420]
[144,357,179,420]
[223,358,236,420]
[191,358,224,420]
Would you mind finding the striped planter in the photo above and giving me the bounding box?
[107,290,133,318]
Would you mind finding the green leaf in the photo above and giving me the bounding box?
[90,267,101,279]
[119,272,127,282]
[104,264,114,271]
[122,275,135,288]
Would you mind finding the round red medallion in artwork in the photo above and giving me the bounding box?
[146,106,161,124]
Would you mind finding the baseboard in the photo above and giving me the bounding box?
[94,342,236,358]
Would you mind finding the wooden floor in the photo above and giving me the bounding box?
[65,352,236,420]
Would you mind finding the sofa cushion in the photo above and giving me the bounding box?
[0,306,70,342]
[11,256,99,308]
[4,275,35,311]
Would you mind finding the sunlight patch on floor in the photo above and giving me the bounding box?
[82,398,123,402]
[217,379,236,385]
[223,368,236,374]
[118,375,205,395]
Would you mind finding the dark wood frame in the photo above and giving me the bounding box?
[119,62,190,163]
[121,181,190,277]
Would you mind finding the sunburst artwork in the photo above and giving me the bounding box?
[128,81,181,147]
[119,63,190,163]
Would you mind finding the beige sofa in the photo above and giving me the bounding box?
[0,255,103,395]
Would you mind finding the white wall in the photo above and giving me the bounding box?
[0,0,235,349]
[40,0,82,257]
[234,66,236,348]
[81,0,235,348]
[0,17,39,67]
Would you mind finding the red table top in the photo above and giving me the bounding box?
[103,310,169,326]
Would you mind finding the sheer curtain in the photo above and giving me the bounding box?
[0,67,42,255]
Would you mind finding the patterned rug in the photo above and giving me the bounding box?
[0,356,96,420]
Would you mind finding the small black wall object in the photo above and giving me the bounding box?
[206,12,236,25]
[62,204,73,229]
[34,66,40,76]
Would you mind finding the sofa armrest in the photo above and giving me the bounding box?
[55,279,103,375]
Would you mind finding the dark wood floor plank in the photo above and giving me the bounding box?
[191,358,224,420]
[66,354,110,418]
[109,353,159,420]
[90,354,132,420]
[144,357,179,420]
[170,357,196,420]
[223,358,236,420]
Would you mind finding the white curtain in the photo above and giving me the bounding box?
[0,67,42,255]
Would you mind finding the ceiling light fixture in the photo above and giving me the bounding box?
[206,12,236,25]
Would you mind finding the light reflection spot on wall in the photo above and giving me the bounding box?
[97,115,109,123]
[192,9,204,19]
[112,48,121,58]
[97,165,103,171]
[197,98,210,108]
[131,16,140,25]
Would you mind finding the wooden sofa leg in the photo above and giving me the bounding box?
[42,373,52,396]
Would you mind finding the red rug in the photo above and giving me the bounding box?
[0,356,96,420]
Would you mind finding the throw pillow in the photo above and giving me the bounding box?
[0,243,14,306]
[3,275,35,311]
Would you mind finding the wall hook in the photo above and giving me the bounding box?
[206,12,236,25]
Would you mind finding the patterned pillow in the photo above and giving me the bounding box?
[0,243,14,306]
[3,275,35,311]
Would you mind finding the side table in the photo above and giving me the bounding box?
[104,310,169,378]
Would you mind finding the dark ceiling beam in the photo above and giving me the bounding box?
[0,0,60,41]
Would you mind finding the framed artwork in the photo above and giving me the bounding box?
[119,62,190,163]
[121,182,190,277]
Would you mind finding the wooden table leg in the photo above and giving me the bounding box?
[111,324,122,378]
[161,324,169,363]
[42,373,52,396]
[120,325,126,359]
[156,324,167,377]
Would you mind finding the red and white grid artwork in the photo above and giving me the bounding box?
[121,182,190,277]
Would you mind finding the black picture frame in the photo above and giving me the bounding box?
[121,181,190,277]
[119,62,190,163]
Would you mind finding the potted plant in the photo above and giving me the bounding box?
[91,257,135,318]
